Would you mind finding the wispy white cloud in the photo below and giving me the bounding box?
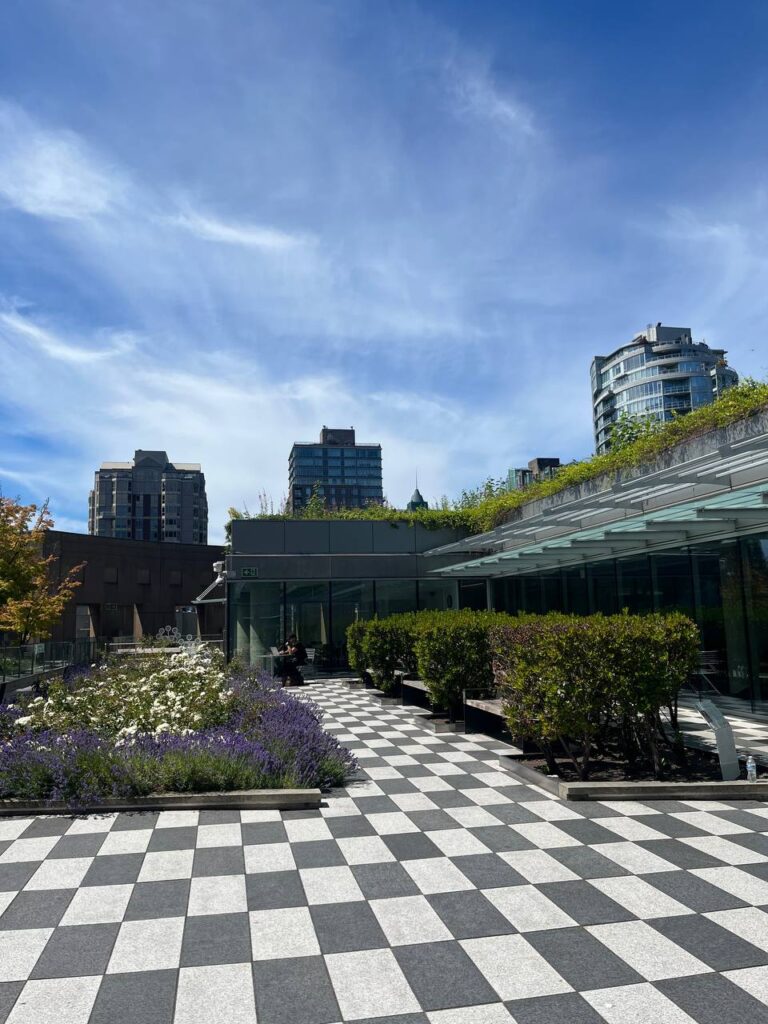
[443,54,537,139]
[169,207,314,251]
[0,310,137,363]
[0,101,123,220]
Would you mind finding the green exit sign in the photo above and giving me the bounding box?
[241,567,259,579]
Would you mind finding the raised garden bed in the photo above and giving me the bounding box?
[499,751,768,801]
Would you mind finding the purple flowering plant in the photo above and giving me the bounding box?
[0,659,357,806]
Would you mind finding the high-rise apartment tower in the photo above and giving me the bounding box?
[289,427,383,513]
[591,324,738,454]
[88,450,208,543]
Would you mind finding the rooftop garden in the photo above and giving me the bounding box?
[0,645,357,806]
[231,378,768,535]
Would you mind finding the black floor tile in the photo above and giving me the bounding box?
[47,834,106,859]
[537,881,635,925]
[0,889,73,930]
[383,833,443,862]
[0,982,22,1024]
[246,870,308,909]
[310,901,388,953]
[393,940,499,1010]
[252,955,341,1024]
[147,826,198,852]
[241,822,288,846]
[180,912,252,967]
[427,890,516,940]
[192,846,245,876]
[89,969,178,1024]
[452,854,527,890]
[651,914,768,972]
[658,973,768,1024]
[124,879,191,920]
[505,992,606,1023]
[352,862,420,899]
[527,926,643,990]
[30,922,119,979]
[646,870,748,913]
[291,841,346,869]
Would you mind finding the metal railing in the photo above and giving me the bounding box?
[0,638,99,688]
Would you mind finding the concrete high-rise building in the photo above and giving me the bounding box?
[88,450,208,543]
[591,324,739,454]
[289,427,383,513]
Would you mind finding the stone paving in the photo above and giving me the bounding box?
[5,681,768,1021]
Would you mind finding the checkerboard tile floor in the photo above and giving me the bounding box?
[6,682,768,1021]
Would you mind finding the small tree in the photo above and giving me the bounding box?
[0,497,84,644]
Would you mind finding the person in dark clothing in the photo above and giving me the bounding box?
[276,634,307,686]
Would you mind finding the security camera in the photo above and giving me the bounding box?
[212,560,224,575]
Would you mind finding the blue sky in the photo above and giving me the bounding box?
[1,0,767,541]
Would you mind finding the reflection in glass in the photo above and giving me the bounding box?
[419,579,458,611]
[375,580,418,618]
[331,581,374,667]
[285,582,330,664]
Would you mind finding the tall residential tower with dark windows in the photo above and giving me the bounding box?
[591,323,738,454]
[289,427,383,512]
[88,450,208,543]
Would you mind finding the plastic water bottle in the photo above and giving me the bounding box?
[747,755,757,783]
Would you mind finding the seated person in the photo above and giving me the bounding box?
[275,634,308,686]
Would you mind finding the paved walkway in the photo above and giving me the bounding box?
[5,682,768,1021]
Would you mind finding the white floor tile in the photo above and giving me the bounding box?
[724,965,768,1005]
[594,816,666,841]
[461,934,572,1001]
[509,823,581,850]
[598,802,660,817]
[670,811,749,835]
[0,820,34,842]
[174,962,257,1023]
[370,895,452,945]
[445,807,503,829]
[591,841,676,874]
[389,793,438,812]
[283,818,332,843]
[107,916,185,973]
[465,788,512,807]
[0,837,61,863]
[706,907,768,951]
[61,884,133,925]
[680,836,768,865]
[155,810,199,829]
[402,857,474,895]
[138,849,194,882]
[326,948,420,1020]
[472,772,522,790]
[65,815,117,835]
[337,836,395,866]
[590,876,693,919]
[5,975,101,1024]
[583,982,698,1023]
[692,866,768,904]
[300,866,364,905]
[97,829,152,856]
[320,799,363,818]
[425,828,490,857]
[368,812,420,835]
[484,884,577,932]
[0,928,53,982]
[188,874,247,916]
[249,907,320,960]
[523,800,581,822]
[427,1005,516,1023]
[196,823,242,848]
[24,857,92,891]
[499,850,579,884]
[243,842,296,874]
[409,776,453,793]
[587,920,711,980]
[240,809,282,823]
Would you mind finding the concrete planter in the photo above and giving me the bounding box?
[0,788,322,817]
[498,754,768,801]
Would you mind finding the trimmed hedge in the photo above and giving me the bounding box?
[348,608,701,779]
[347,609,514,711]
[491,612,700,779]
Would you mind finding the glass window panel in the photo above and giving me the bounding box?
[330,581,374,668]
[741,535,768,703]
[458,580,488,611]
[375,580,418,618]
[418,580,458,612]
[587,561,618,614]
[541,572,564,612]
[651,552,695,614]
[229,581,283,669]
[617,556,653,613]
[563,568,589,616]
[285,582,330,663]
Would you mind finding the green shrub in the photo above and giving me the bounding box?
[412,610,514,718]
[491,612,701,779]
[359,614,421,693]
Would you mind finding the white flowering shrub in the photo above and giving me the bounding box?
[18,645,231,737]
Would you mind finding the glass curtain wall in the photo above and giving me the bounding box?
[229,578,460,669]
[491,532,768,707]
